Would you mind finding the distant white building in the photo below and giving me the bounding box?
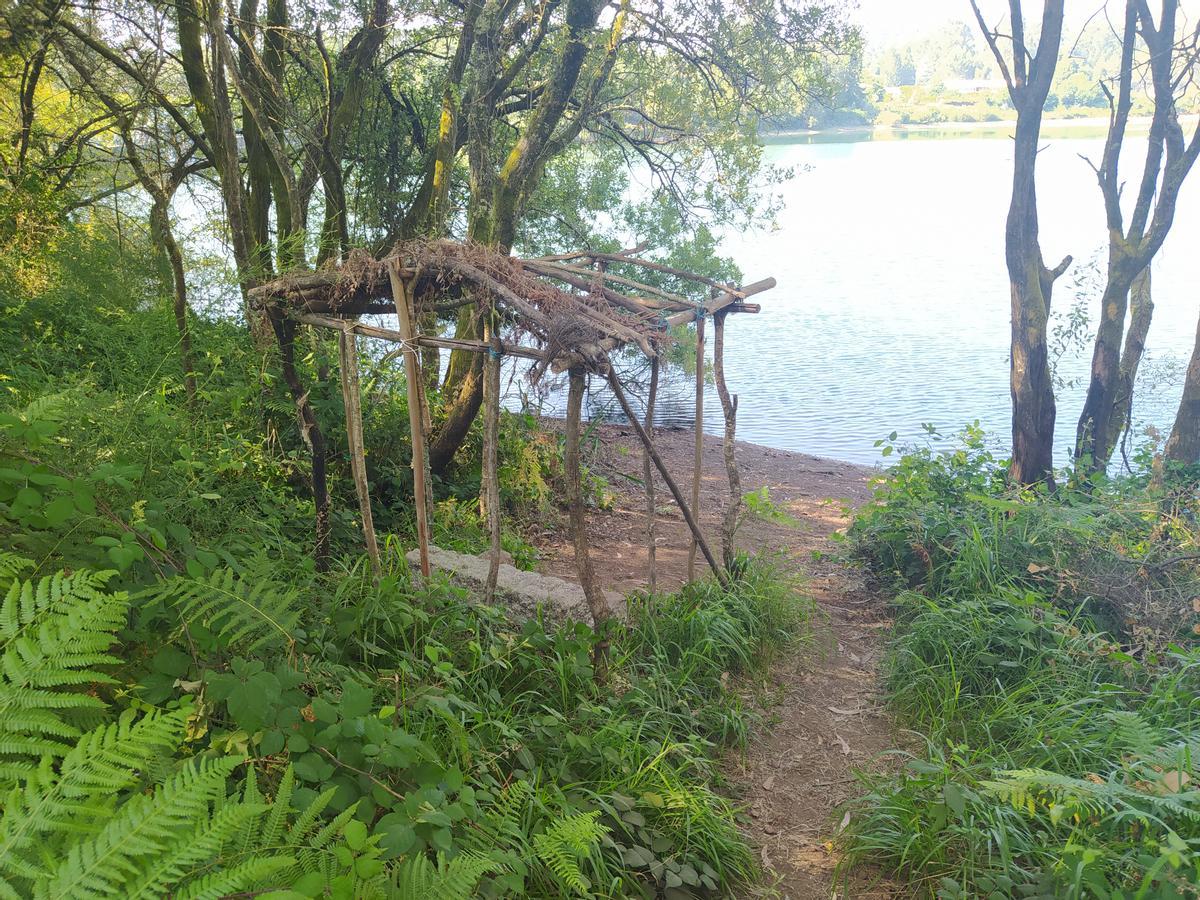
[943,78,1007,93]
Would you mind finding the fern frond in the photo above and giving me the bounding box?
[259,765,296,850]
[0,708,186,890]
[985,756,1200,830]
[146,568,300,654]
[282,783,337,850]
[533,811,607,896]
[40,756,244,899]
[0,569,126,773]
[463,780,531,854]
[171,856,295,900]
[391,852,501,900]
[0,554,31,586]
[1105,710,1167,758]
[123,802,268,900]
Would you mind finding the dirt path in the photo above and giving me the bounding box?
[532,424,898,899]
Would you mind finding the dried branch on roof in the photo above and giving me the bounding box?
[247,238,772,372]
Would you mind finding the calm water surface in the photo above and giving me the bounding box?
[538,126,1200,466]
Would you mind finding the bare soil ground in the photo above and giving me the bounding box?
[530,423,900,899]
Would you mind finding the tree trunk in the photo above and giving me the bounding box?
[1073,2,1200,473]
[150,201,198,404]
[1101,265,1153,464]
[267,310,331,569]
[1166,306,1200,464]
[428,308,485,474]
[429,0,606,472]
[971,0,1068,488]
[1075,248,1141,470]
[1006,112,1062,489]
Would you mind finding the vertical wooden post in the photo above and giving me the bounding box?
[481,321,503,602]
[606,367,727,586]
[713,311,741,570]
[687,315,706,581]
[415,349,436,546]
[565,367,609,681]
[387,261,431,578]
[643,357,659,593]
[337,328,381,577]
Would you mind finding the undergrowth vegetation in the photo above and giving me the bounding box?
[0,223,813,897]
[839,430,1200,899]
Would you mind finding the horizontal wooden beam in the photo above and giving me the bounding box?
[294,313,548,362]
[549,277,774,373]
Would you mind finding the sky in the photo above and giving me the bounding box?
[852,0,975,44]
[853,0,1200,47]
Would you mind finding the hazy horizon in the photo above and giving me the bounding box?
[855,0,1200,48]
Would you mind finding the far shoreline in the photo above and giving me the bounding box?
[763,113,1200,142]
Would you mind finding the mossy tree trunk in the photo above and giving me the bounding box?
[1074,0,1200,473]
[1101,266,1153,465]
[427,0,623,474]
[1167,308,1200,464]
[971,0,1069,488]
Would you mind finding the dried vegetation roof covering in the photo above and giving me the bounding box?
[248,239,772,370]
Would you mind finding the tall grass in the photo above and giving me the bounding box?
[838,436,1200,899]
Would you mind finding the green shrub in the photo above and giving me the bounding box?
[840,436,1200,898]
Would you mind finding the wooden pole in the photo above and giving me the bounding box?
[387,261,431,578]
[713,311,741,570]
[643,357,659,593]
[688,315,705,581]
[337,329,381,576]
[481,321,503,602]
[565,368,609,681]
[605,367,727,586]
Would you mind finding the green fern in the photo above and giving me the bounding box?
[462,779,532,853]
[0,706,308,900]
[196,764,373,896]
[40,756,257,898]
[0,708,185,898]
[148,567,301,655]
[0,567,127,781]
[391,852,501,900]
[984,746,1200,830]
[0,554,31,584]
[532,811,608,896]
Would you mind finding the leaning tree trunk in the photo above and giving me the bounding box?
[150,201,198,404]
[1101,266,1153,464]
[427,0,608,473]
[1075,253,1141,470]
[429,309,486,475]
[1166,306,1200,464]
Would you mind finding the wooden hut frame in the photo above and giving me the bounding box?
[249,239,773,636]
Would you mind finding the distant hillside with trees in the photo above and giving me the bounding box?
[772,14,1196,131]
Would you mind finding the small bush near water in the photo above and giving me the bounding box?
[839,431,1200,899]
